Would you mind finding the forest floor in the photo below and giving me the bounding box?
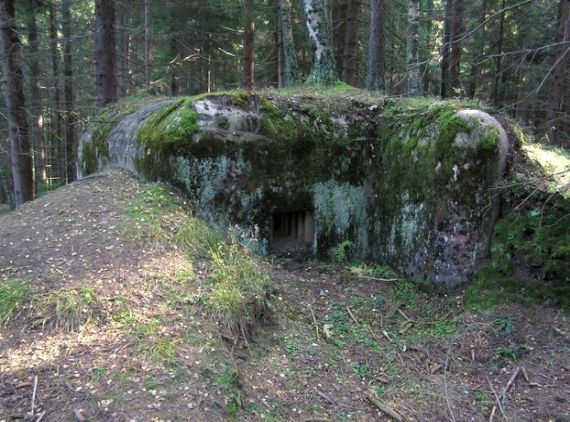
[0,169,568,422]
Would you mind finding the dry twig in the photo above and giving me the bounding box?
[364,390,405,421]
[346,306,359,325]
[309,306,320,340]
[499,367,521,402]
[31,375,38,415]
[486,376,508,421]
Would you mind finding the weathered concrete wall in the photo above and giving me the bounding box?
[79,91,510,285]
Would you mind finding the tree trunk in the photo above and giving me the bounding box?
[421,0,433,94]
[547,0,570,146]
[170,36,178,96]
[440,0,453,97]
[449,0,464,96]
[492,0,506,106]
[116,2,130,97]
[279,0,298,86]
[304,0,338,84]
[276,25,284,87]
[26,0,45,189]
[48,1,62,185]
[242,0,255,91]
[0,0,33,206]
[406,0,421,96]
[342,0,361,86]
[62,0,76,182]
[366,0,386,91]
[467,0,491,98]
[144,0,150,88]
[96,0,117,106]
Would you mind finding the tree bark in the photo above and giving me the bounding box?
[304,0,338,83]
[48,1,62,184]
[406,0,421,96]
[62,0,76,182]
[144,0,150,88]
[492,0,506,106]
[170,36,178,96]
[449,0,464,96]
[96,0,117,106]
[279,0,298,86]
[0,0,34,206]
[547,0,570,146]
[342,0,361,86]
[421,0,433,94]
[116,2,130,97]
[242,0,255,91]
[26,0,45,188]
[276,24,284,87]
[440,0,453,97]
[366,0,386,91]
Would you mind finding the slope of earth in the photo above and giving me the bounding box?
[1,169,568,421]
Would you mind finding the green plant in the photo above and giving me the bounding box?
[208,240,274,338]
[91,367,106,382]
[394,280,417,305]
[215,365,242,419]
[474,390,488,402]
[496,345,519,361]
[334,240,352,263]
[354,363,370,379]
[373,385,385,397]
[0,278,30,326]
[492,317,515,334]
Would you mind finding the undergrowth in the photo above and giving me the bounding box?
[209,240,274,338]
[0,278,31,326]
[32,287,105,331]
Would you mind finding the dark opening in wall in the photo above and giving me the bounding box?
[269,210,314,253]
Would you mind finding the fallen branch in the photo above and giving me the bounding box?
[521,367,530,383]
[309,306,320,340]
[346,307,359,325]
[397,308,412,322]
[73,409,87,422]
[364,391,405,421]
[356,274,400,282]
[36,411,46,422]
[315,388,335,405]
[499,367,521,402]
[488,405,496,422]
[31,375,38,415]
[381,330,393,343]
[486,376,507,421]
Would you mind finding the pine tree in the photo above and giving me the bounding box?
[0,0,34,205]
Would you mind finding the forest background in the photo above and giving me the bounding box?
[0,0,567,206]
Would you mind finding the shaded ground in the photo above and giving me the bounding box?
[1,169,568,421]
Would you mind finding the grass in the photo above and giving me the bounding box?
[208,239,274,338]
[0,278,31,326]
[32,287,104,331]
[465,268,570,311]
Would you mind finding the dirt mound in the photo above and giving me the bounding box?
[1,170,568,421]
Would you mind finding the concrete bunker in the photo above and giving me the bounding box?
[269,209,314,253]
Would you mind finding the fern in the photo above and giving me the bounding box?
[335,240,352,263]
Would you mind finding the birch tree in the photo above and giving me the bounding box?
[304,0,338,84]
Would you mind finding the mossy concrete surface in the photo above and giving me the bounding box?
[79,88,512,285]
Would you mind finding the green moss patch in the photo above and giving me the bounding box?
[465,268,570,311]
[137,99,199,151]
